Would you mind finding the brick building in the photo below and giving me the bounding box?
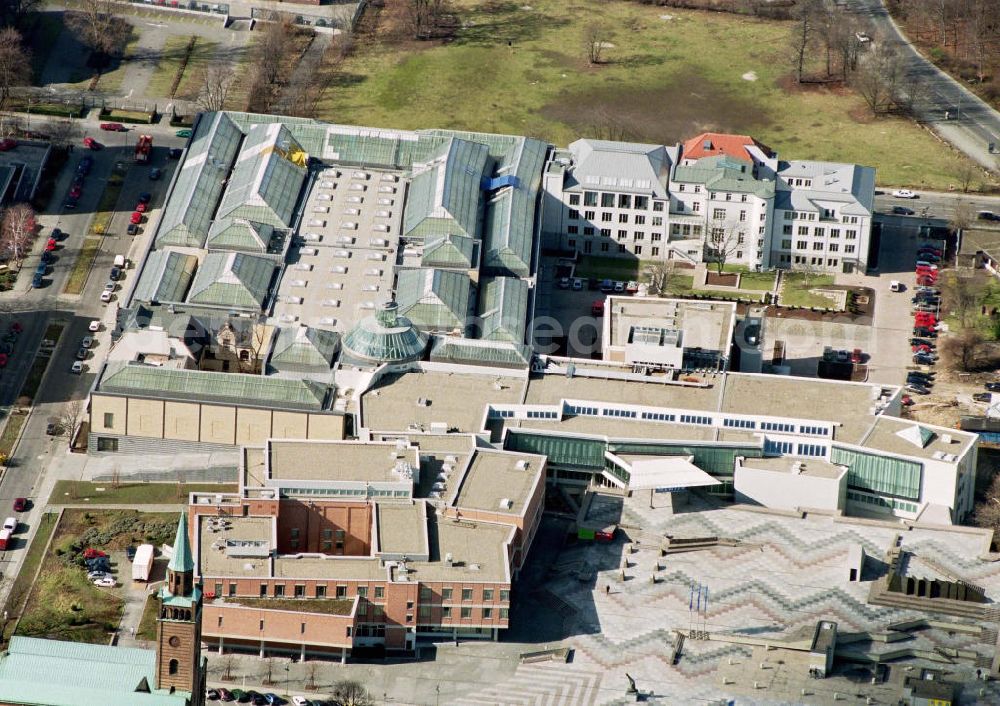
[188,435,546,658]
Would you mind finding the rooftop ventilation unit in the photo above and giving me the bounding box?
[499,498,513,510]
[516,460,529,471]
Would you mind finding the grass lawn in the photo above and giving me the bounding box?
[147,35,194,97]
[739,271,777,291]
[0,411,27,458]
[136,593,158,641]
[2,513,57,643]
[320,0,987,190]
[50,481,238,505]
[780,272,840,308]
[16,510,178,644]
[174,40,219,100]
[93,33,142,94]
[574,256,648,282]
[63,237,100,295]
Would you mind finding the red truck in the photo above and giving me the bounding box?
[135,134,152,163]
[0,529,11,550]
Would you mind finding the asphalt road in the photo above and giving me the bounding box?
[845,0,1000,170]
[874,189,1000,226]
[0,115,185,574]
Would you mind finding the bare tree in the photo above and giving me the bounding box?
[850,38,908,115]
[1,0,40,28]
[950,199,974,232]
[407,0,446,41]
[584,24,611,65]
[221,653,236,681]
[306,661,318,691]
[0,28,30,108]
[956,160,980,193]
[793,0,825,82]
[262,657,274,686]
[331,680,373,706]
[198,63,236,113]
[942,328,988,371]
[66,0,131,59]
[938,270,984,328]
[0,112,24,140]
[47,119,81,148]
[646,261,674,297]
[57,401,84,438]
[705,221,746,275]
[0,203,36,266]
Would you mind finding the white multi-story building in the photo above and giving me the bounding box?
[542,132,876,274]
[541,139,677,259]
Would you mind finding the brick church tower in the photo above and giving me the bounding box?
[156,513,205,705]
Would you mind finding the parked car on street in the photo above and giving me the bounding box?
[82,136,101,150]
[13,498,26,512]
[891,206,914,215]
[978,211,1000,221]
[892,189,917,198]
[100,122,126,132]
[71,361,83,374]
[974,392,993,403]
[130,211,143,225]
[985,382,1000,392]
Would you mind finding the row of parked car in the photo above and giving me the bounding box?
[208,689,318,705]
[905,243,944,399]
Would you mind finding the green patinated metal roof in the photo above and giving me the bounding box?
[403,138,489,239]
[395,268,471,332]
[0,637,190,706]
[421,233,475,268]
[342,301,428,365]
[168,512,194,574]
[100,362,330,410]
[206,218,275,254]
[481,137,547,277]
[477,276,528,344]
[429,336,532,369]
[186,251,275,310]
[132,250,197,304]
[673,155,775,199]
[269,325,340,371]
[157,112,244,249]
[214,123,307,229]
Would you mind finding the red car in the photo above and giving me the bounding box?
[130,211,143,225]
[851,348,863,363]
[12,497,26,512]
[135,202,147,213]
[45,238,56,252]
[10,321,22,334]
[917,277,937,286]
[901,394,914,407]
[82,136,101,150]
[0,138,16,151]
[69,185,82,199]
[0,353,8,367]
[99,122,125,132]
[82,548,107,560]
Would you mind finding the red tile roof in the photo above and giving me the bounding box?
[682,132,773,163]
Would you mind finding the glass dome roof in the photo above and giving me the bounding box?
[342,301,428,365]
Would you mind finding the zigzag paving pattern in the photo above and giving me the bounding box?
[492,495,1000,703]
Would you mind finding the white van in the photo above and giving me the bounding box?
[113,255,126,268]
[3,517,16,532]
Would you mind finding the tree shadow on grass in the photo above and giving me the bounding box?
[450,2,570,47]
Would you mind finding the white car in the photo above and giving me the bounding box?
[71,361,84,374]
[292,698,310,706]
[93,577,116,588]
[88,320,101,332]
[100,290,112,303]
[81,336,93,349]
[87,571,108,580]
[892,189,916,199]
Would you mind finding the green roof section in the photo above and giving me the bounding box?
[187,252,275,310]
[403,137,489,240]
[100,361,331,410]
[0,636,190,706]
[395,268,472,332]
[429,336,532,369]
[673,155,775,199]
[269,325,340,372]
[132,250,197,304]
[168,512,194,575]
[421,233,475,269]
[157,112,244,249]
[206,218,275,254]
[477,276,528,344]
[342,301,428,366]
[214,122,307,229]
[481,137,547,277]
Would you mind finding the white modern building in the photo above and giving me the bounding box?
[542,131,876,274]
